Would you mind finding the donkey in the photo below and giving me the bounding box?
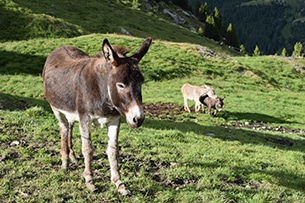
[199,94,225,115]
[181,83,217,113]
[42,37,152,195]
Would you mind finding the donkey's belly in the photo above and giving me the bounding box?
[52,107,80,123]
[92,115,121,128]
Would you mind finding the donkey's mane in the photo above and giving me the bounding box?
[113,46,129,56]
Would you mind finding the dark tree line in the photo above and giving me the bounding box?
[188,0,305,55]
[169,0,240,48]
[156,0,304,56]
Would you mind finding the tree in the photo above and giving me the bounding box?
[205,15,221,41]
[213,7,226,37]
[198,27,204,36]
[240,44,247,56]
[281,48,287,56]
[132,0,141,10]
[292,42,304,57]
[226,23,239,48]
[253,45,261,56]
[198,3,209,22]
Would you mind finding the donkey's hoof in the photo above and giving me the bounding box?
[118,184,131,196]
[86,180,97,192]
[69,153,78,163]
[61,160,69,170]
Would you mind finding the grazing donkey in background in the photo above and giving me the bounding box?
[42,37,152,195]
[199,95,225,115]
[181,83,217,113]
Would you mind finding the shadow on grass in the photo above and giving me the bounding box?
[0,6,29,41]
[144,118,304,152]
[143,118,305,192]
[0,50,46,75]
[223,110,292,124]
[0,92,51,112]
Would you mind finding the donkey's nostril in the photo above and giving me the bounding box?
[132,115,144,127]
[133,117,138,123]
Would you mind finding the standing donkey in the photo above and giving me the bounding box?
[181,83,217,113]
[199,94,225,115]
[42,37,152,195]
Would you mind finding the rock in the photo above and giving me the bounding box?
[10,140,20,146]
[163,9,186,25]
[206,133,215,137]
[120,27,131,36]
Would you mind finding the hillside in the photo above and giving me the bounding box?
[189,0,305,55]
[0,0,240,56]
[1,0,305,202]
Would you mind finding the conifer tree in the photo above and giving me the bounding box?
[205,15,221,41]
[226,23,239,48]
[132,0,141,9]
[198,3,209,22]
[213,7,226,37]
[253,45,261,56]
[198,27,204,36]
[292,42,304,57]
[240,44,247,56]
[281,48,287,56]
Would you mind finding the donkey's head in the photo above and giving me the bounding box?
[215,97,225,112]
[102,37,152,128]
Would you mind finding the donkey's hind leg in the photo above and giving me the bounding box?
[52,108,77,169]
[67,122,77,164]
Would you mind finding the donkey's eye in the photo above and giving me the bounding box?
[117,83,125,89]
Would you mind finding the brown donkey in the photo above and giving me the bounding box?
[42,37,152,195]
[181,83,217,113]
[199,94,225,115]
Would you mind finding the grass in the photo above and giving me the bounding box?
[1,34,305,202]
[1,0,305,202]
[1,0,240,56]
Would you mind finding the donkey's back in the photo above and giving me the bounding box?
[42,46,106,114]
[181,83,216,99]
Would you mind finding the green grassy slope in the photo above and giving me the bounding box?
[1,0,305,202]
[1,0,239,56]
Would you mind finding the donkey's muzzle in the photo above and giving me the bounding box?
[126,105,145,128]
[132,114,145,128]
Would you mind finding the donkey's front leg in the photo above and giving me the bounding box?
[107,118,131,196]
[79,116,96,191]
[183,98,191,112]
[194,100,201,113]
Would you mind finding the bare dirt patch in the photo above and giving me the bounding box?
[144,102,185,121]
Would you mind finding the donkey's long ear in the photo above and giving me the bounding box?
[102,39,120,66]
[131,37,152,63]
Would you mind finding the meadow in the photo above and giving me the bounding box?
[1,33,305,202]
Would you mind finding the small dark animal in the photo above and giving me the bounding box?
[199,95,225,115]
[42,37,152,195]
